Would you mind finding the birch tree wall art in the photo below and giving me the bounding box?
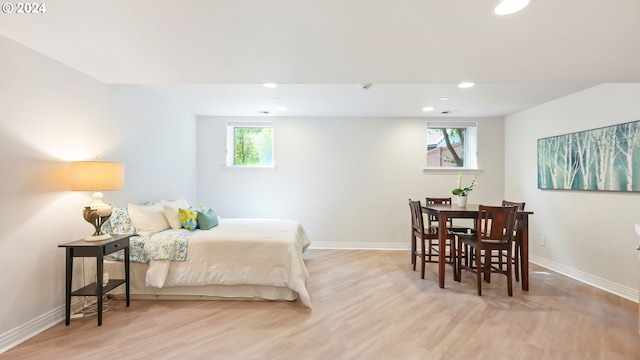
[537,120,640,191]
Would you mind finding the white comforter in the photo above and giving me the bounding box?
[145,218,312,308]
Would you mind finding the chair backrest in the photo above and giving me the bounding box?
[501,200,525,234]
[501,200,525,211]
[426,197,452,206]
[476,205,518,244]
[425,197,453,228]
[408,199,425,234]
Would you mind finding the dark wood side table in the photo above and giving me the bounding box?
[58,234,132,326]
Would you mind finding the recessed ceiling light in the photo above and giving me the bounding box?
[458,82,475,89]
[440,97,451,101]
[263,83,278,88]
[277,106,287,111]
[494,0,530,15]
[422,106,435,112]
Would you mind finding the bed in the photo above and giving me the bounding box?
[102,201,312,308]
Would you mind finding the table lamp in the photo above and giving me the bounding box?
[70,159,125,241]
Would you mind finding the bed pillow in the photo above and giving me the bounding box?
[178,208,198,231]
[109,206,136,235]
[101,218,113,235]
[197,208,219,230]
[161,197,190,229]
[128,203,170,237]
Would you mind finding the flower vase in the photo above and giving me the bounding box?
[456,195,468,207]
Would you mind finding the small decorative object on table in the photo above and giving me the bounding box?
[452,174,478,207]
[83,206,112,240]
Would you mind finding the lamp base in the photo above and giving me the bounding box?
[84,233,112,241]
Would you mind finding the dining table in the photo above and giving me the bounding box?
[421,203,534,290]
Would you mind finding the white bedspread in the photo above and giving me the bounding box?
[145,218,312,308]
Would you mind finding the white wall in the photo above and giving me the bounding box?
[505,83,640,301]
[197,116,505,248]
[0,35,197,351]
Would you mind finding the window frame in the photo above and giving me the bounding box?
[226,121,275,168]
[425,122,478,170]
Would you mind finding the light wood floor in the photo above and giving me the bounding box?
[2,249,639,360]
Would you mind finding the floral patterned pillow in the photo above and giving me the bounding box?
[178,208,198,231]
[101,218,113,234]
[109,206,136,235]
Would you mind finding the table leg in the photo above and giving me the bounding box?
[125,246,130,307]
[96,255,103,326]
[65,248,72,326]
[438,213,447,288]
[520,214,530,291]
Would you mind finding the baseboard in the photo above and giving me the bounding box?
[0,298,83,355]
[0,305,63,354]
[529,254,638,303]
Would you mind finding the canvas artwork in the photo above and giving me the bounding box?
[537,120,640,191]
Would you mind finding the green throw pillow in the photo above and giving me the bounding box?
[178,208,198,231]
[197,208,219,230]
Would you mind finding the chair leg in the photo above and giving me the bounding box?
[411,233,416,271]
[514,242,521,281]
[476,250,482,296]
[455,239,461,281]
[411,234,417,271]
[453,237,459,282]
[484,250,491,283]
[506,249,513,297]
[464,246,472,271]
[420,239,426,280]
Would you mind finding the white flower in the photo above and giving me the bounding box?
[452,175,477,196]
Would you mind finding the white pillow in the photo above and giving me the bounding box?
[127,203,170,237]
[161,197,190,229]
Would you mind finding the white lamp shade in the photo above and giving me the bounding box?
[70,161,125,191]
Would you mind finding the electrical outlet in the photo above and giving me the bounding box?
[539,236,546,246]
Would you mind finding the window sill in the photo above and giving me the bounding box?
[422,168,483,175]
[221,165,278,171]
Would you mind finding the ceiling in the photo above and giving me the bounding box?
[1,0,640,118]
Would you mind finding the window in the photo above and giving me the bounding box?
[226,122,274,167]
[426,122,477,169]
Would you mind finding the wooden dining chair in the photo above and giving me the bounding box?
[409,199,455,279]
[425,197,474,235]
[501,200,525,281]
[455,205,518,296]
